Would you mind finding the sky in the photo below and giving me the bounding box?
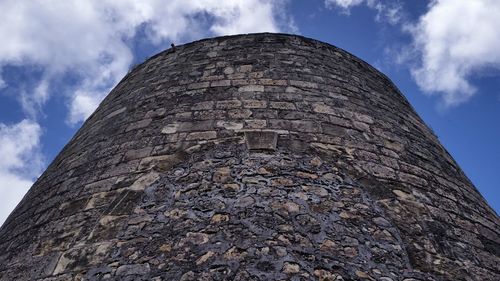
[0,0,499,225]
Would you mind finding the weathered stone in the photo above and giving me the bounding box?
[373,217,391,227]
[159,243,172,253]
[223,183,240,192]
[228,109,252,118]
[245,131,277,150]
[282,262,300,274]
[188,81,210,90]
[213,167,232,183]
[196,251,215,265]
[186,131,217,140]
[270,101,296,110]
[302,185,328,196]
[128,172,160,191]
[223,246,248,260]
[312,103,336,115]
[181,232,210,245]
[223,67,234,74]
[237,65,253,73]
[271,178,294,186]
[361,162,397,179]
[353,121,370,132]
[116,264,150,276]
[105,107,127,119]
[161,123,179,134]
[290,120,321,133]
[139,154,184,172]
[297,171,319,180]
[216,100,242,109]
[211,80,231,87]
[320,239,336,252]
[283,201,300,213]
[244,119,267,129]
[243,100,267,109]
[310,157,323,167]
[238,85,264,92]
[235,196,255,208]
[314,269,336,281]
[211,213,230,223]
[2,33,497,281]
[216,120,243,130]
[126,118,152,132]
[191,101,214,110]
[355,271,372,279]
[289,80,318,89]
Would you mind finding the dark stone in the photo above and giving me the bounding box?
[0,33,498,281]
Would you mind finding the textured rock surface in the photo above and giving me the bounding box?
[0,33,499,281]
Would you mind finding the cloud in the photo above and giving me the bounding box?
[325,0,364,11]
[327,0,500,106]
[0,119,43,226]
[69,89,105,125]
[0,0,293,124]
[325,0,403,24]
[406,0,500,106]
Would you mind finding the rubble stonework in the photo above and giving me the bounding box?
[0,33,498,280]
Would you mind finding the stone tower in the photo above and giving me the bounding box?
[0,33,498,281]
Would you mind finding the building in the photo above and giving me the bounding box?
[0,33,498,280]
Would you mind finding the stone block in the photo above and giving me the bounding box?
[161,123,179,134]
[244,119,267,129]
[186,131,217,140]
[191,101,214,110]
[125,118,152,132]
[237,65,253,73]
[244,131,278,151]
[216,121,243,130]
[242,99,267,109]
[312,103,336,115]
[238,85,264,92]
[216,100,242,109]
[228,109,252,119]
[259,79,287,86]
[223,66,234,74]
[290,120,321,133]
[177,120,214,132]
[187,82,210,90]
[105,107,127,119]
[211,80,231,87]
[270,101,296,110]
[290,80,318,89]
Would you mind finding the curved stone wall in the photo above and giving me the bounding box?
[0,33,498,281]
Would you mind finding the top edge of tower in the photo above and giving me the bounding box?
[134,33,390,87]
[115,32,428,139]
[123,32,419,114]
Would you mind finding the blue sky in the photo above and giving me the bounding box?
[0,0,499,225]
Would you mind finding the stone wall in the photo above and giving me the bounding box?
[0,33,498,280]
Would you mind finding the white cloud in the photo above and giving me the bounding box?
[0,120,43,226]
[325,0,403,23]
[69,89,105,125]
[20,78,50,120]
[407,0,500,106]
[327,0,500,106]
[0,0,292,124]
[325,0,364,11]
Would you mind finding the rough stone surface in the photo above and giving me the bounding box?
[0,33,498,281]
